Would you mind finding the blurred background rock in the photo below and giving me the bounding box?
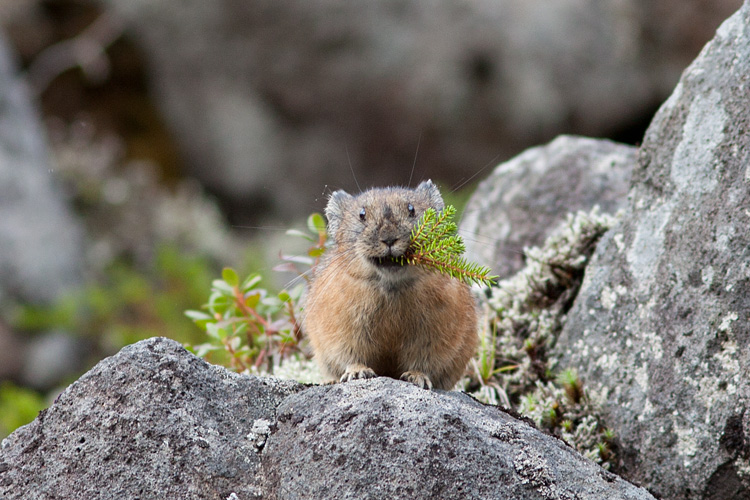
[0,0,741,437]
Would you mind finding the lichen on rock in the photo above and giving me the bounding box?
[465,207,618,468]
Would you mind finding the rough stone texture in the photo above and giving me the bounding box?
[556,4,750,499]
[101,0,739,220]
[261,379,654,500]
[0,30,84,304]
[0,337,305,500]
[0,337,654,499]
[460,135,635,279]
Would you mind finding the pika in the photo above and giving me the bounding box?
[303,180,478,390]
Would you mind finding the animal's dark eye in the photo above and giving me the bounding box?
[407,203,415,217]
[359,207,366,221]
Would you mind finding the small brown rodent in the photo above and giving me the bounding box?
[304,180,478,390]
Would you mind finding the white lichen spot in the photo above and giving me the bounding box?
[674,421,698,467]
[247,418,272,451]
[600,286,617,311]
[613,233,625,252]
[596,352,618,370]
[735,457,750,480]
[671,90,725,195]
[581,343,590,358]
[634,364,649,392]
[715,338,739,376]
[641,331,663,361]
[636,297,658,320]
[627,201,673,293]
[719,312,739,333]
[684,370,736,429]
[717,224,737,253]
[701,266,714,288]
[638,398,654,420]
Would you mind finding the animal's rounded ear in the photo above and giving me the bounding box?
[325,190,353,235]
[416,180,444,210]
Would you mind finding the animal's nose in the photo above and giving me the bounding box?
[382,237,398,248]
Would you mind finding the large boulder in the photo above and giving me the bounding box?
[0,30,84,305]
[101,0,739,220]
[0,337,306,499]
[261,379,652,499]
[460,135,635,279]
[556,4,750,499]
[0,337,655,499]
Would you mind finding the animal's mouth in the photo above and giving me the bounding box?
[371,256,407,269]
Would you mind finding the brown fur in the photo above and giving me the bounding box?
[303,180,478,390]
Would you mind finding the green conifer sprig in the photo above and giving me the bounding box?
[404,206,498,287]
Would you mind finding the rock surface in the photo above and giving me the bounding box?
[0,337,654,499]
[0,337,305,500]
[0,30,84,305]
[460,135,635,279]
[101,0,739,220]
[262,380,653,500]
[556,4,750,499]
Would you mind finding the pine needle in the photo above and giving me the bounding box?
[405,206,498,287]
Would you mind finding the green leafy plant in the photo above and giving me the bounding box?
[185,213,327,373]
[405,206,497,286]
[185,269,304,372]
[556,367,584,404]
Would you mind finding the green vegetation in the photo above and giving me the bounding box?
[14,244,218,351]
[0,382,47,438]
[184,213,326,376]
[404,206,497,286]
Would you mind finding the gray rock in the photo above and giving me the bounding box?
[101,0,738,219]
[0,337,305,500]
[0,30,84,304]
[261,379,654,500]
[556,4,750,499]
[0,337,654,499]
[460,135,635,279]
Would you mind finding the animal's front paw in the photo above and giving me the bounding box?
[400,371,433,390]
[340,364,377,383]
